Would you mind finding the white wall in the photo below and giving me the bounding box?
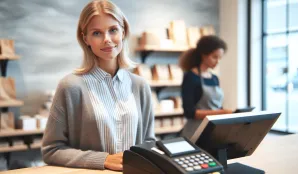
[219,0,248,110]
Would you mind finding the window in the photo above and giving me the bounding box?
[262,0,298,133]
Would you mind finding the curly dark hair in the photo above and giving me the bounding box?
[179,35,227,71]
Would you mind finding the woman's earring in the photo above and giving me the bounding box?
[88,45,91,49]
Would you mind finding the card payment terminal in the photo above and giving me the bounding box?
[123,137,223,174]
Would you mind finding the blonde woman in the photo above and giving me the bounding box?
[42,0,155,171]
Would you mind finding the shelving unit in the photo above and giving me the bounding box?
[30,142,42,149]
[149,80,181,87]
[155,108,183,118]
[0,55,20,60]
[0,41,32,169]
[0,100,24,108]
[0,40,24,129]
[136,46,188,63]
[0,129,44,138]
[0,53,24,109]
[0,129,44,152]
[0,129,43,156]
[0,145,28,153]
[0,55,20,77]
[136,46,186,136]
[0,129,44,168]
[135,46,188,52]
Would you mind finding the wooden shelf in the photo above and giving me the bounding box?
[155,125,184,134]
[149,80,182,87]
[0,54,20,60]
[30,142,42,149]
[155,108,183,117]
[0,145,28,153]
[136,46,189,52]
[0,129,44,138]
[0,99,24,107]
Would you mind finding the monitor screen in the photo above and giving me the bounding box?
[164,140,195,154]
[190,111,280,160]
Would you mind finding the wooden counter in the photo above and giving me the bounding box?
[0,166,120,174]
[229,133,298,174]
[2,134,298,174]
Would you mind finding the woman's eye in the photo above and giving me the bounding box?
[93,31,101,36]
[110,28,118,33]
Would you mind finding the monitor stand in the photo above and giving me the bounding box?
[217,148,265,174]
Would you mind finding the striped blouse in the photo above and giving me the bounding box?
[82,67,138,154]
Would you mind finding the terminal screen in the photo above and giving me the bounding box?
[164,140,195,154]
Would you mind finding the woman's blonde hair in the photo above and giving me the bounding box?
[75,0,136,74]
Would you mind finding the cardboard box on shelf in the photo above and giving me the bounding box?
[173,117,184,126]
[162,118,173,127]
[169,97,182,109]
[33,137,42,143]
[159,100,174,113]
[187,27,201,48]
[152,65,170,81]
[34,115,48,130]
[133,64,152,81]
[159,39,174,49]
[139,31,160,48]
[151,92,160,111]
[0,39,17,57]
[0,140,9,148]
[32,136,42,147]
[154,119,162,128]
[18,116,37,130]
[0,112,15,130]
[168,64,183,82]
[11,138,25,146]
[168,20,188,47]
[0,77,16,100]
[200,26,216,36]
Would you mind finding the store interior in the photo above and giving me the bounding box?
[0,0,297,171]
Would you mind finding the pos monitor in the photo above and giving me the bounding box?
[189,111,281,174]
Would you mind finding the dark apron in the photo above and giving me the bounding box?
[181,75,224,139]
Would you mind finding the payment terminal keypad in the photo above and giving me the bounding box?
[173,152,220,173]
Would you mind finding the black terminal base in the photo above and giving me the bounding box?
[224,162,265,174]
[217,148,264,174]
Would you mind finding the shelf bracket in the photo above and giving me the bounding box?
[140,51,153,63]
[155,87,165,96]
[0,60,9,77]
[0,59,12,113]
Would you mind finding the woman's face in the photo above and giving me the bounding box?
[84,13,124,62]
[202,48,224,69]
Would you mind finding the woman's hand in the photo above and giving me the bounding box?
[223,109,233,114]
[104,152,123,171]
